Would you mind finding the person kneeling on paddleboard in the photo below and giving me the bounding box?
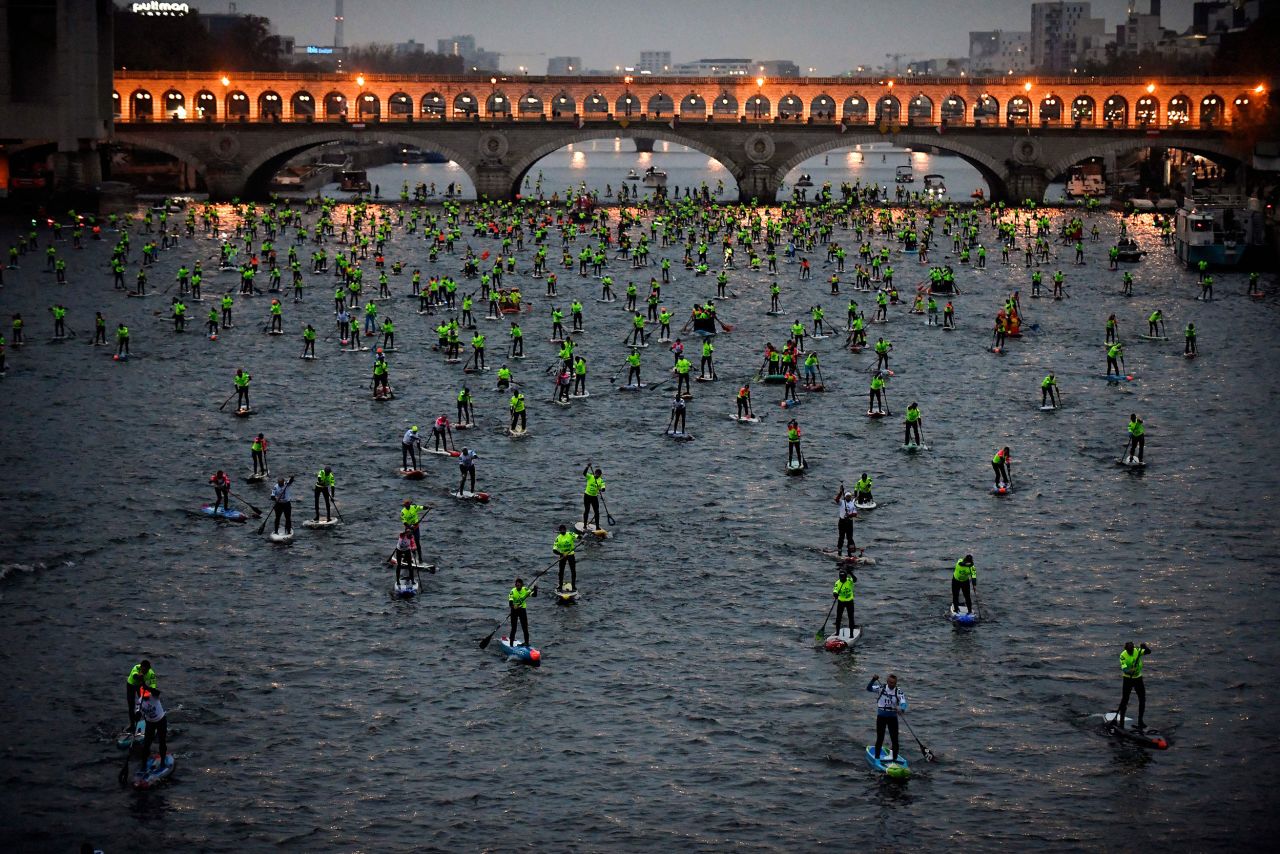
[1117,641,1152,731]
[509,576,537,647]
[867,674,908,763]
[952,555,977,614]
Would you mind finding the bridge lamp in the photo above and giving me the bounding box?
[1024,82,1032,92]
[220,76,230,87]
[1255,84,1266,94]
[356,75,365,87]
[1146,83,1155,94]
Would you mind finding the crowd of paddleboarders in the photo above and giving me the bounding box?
[5,174,1243,785]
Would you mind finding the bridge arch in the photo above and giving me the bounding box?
[112,90,122,119]
[778,93,803,119]
[842,95,868,123]
[519,92,544,116]
[130,89,154,121]
[1168,94,1191,126]
[486,90,509,117]
[323,92,346,119]
[453,92,477,118]
[1039,94,1063,125]
[237,129,481,199]
[647,92,673,116]
[421,92,445,116]
[974,93,999,125]
[109,132,213,190]
[291,90,315,119]
[388,92,413,118]
[584,92,608,113]
[258,90,283,121]
[772,131,1009,201]
[1072,95,1095,126]
[906,93,933,126]
[713,92,738,117]
[194,89,217,120]
[1200,94,1223,127]
[552,92,576,116]
[810,94,835,119]
[506,127,743,200]
[1007,95,1031,125]
[1103,95,1128,126]
[1135,95,1158,125]
[941,94,966,124]
[226,90,250,119]
[357,92,380,121]
[747,93,770,119]
[1044,136,1246,192]
[875,94,900,125]
[679,93,706,117]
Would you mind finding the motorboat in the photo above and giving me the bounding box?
[794,173,814,187]
[923,174,946,198]
[895,165,914,184]
[641,166,667,188]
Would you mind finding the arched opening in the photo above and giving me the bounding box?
[679,93,706,118]
[907,94,933,126]
[245,137,477,201]
[810,94,835,120]
[875,94,900,126]
[519,93,544,117]
[225,90,249,120]
[291,91,315,120]
[1136,96,1158,126]
[842,95,868,123]
[1200,94,1222,128]
[162,89,185,120]
[1232,93,1254,124]
[777,137,995,203]
[713,92,738,118]
[1039,95,1062,125]
[778,94,803,120]
[131,89,153,121]
[112,90,122,119]
[747,94,770,119]
[1072,95,1095,126]
[584,93,608,114]
[258,90,282,121]
[941,94,965,125]
[194,90,217,120]
[104,142,205,193]
[616,92,639,117]
[388,92,413,118]
[511,133,742,202]
[974,94,999,126]
[1103,95,1128,127]
[1007,96,1031,126]
[323,92,346,120]
[1167,95,1191,126]
[1046,145,1241,205]
[357,93,380,121]
[420,92,445,117]
[648,92,674,116]
[552,92,576,117]
[486,91,509,117]
[453,92,477,118]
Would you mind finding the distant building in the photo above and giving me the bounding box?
[637,51,671,75]
[672,58,753,76]
[905,57,969,76]
[393,39,425,57]
[1115,1,1165,56]
[969,30,1031,74]
[1192,0,1259,36]
[547,56,581,76]
[287,44,348,69]
[757,60,800,78]
[1030,2,1108,72]
[437,34,501,71]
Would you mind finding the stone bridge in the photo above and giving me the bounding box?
[108,71,1268,202]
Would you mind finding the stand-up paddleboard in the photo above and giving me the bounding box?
[268,530,294,543]
[1103,713,1168,749]
[200,505,247,522]
[1101,374,1135,382]
[991,484,1011,495]
[1119,456,1146,468]
[497,636,541,666]
[780,399,802,409]
[729,413,761,423]
[454,421,477,430]
[266,329,285,336]
[506,426,530,438]
[1040,404,1058,411]
[948,605,979,626]
[766,309,784,316]
[695,375,717,383]
[785,459,808,475]
[373,387,395,401]
[823,625,862,651]
[570,391,590,399]
[118,718,146,750]
[233,407,253,417]
[132,753,175,790]
[1139,334,1169,341]
[245,471,269,483]
[665,430,694,441]
[425,448,460,457]
[801,383,825,392]
[302,518,338,528]
[901,442,928,452]
[617,383,647,392]
[865,746,910,780]
[553,399,571,407]
[866,410,888,418]
[555,583,580,605]
[854,499,877,511]
[299,354,317,361]
[449,490,491,503]
[1184,352,1196,360]
[393,574,421,599]
[574,522,609,538]
[399,468,426,479]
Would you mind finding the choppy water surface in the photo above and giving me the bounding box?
[0,197,1278,852]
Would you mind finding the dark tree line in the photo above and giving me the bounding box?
[114,4,284,71]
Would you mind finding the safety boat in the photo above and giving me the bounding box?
[642,166,667,188]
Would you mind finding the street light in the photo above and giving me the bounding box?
[623,75,634,116]
[356,75,365,87]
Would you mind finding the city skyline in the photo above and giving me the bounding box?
[219,0,1199,74]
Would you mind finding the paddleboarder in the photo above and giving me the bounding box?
[135,686,168,769]
[234,369,251,411]
[582,463,605,529]
[400,500,427,563]
[125,660,157,732]
[1126,414,1145,463]
[508,576,537,647]
[867,674,908,763]
[209,470,231,513]
[554,524,578,592]
[832,568,856,634]
[834,488,858,556]
[394,527,416,583]
[270,477,294,535]
[736,382,754,420]
[1117,641,1152,731]
[903,402,922,446]
[313,466,335,523]
[401,426,420,471]
[992,447,1011,489]
[457,447,477,495]
[952,554,977,614]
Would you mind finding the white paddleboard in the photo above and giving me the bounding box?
[302,518,338,528]
[268,531,294,543]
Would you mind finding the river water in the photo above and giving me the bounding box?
[0,195,1277,852]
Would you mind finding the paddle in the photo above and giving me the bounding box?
[256,476,294,534]
[229,491,262,517]
[217,389,238,411]
[814,598,837,643]
[899,713,936,762]
[478,556,559,650]
[601,494,616,527]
